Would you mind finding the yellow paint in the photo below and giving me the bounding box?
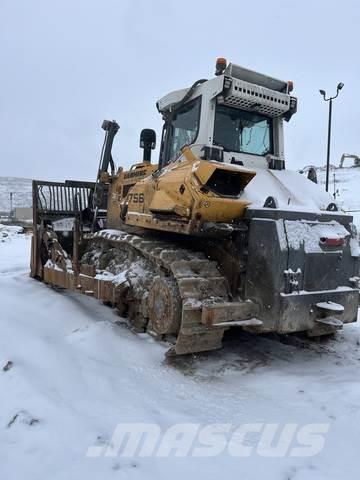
[106,161,157,228]
[105,146,256,235]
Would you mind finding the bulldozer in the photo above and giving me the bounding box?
[30,58,360,355]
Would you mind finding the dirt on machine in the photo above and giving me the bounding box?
[30,58,360,356]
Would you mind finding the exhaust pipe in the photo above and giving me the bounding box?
[140,129,156,163]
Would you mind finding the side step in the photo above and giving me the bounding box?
[314,300,344,332]
[316,301,345,315]
[307,316,344,337]
[315,316,343,328]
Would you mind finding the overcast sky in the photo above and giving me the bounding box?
[0,0,359,181]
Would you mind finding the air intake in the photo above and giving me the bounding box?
[224,79,291,117]
[205,169,252,197]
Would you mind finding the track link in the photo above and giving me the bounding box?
[82,229,229,355]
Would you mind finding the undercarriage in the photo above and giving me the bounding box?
[31,180,359,356]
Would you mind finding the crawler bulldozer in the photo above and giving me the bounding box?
[31,58,360,355]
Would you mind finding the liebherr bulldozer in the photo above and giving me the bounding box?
[31,58,360,355]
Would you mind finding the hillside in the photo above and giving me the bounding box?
[0,177,32,213]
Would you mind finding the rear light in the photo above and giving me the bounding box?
[320,237,345,247]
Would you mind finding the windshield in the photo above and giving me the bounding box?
[213,105,273,156]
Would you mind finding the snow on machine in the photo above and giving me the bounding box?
[31,58,360,355]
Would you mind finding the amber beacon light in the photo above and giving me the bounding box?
[215,57,227,76]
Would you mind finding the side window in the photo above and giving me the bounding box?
[167,97,201,164]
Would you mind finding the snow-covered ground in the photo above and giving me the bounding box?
[314,165,360,228]
[0,231,360,479]
[0,224,24,242]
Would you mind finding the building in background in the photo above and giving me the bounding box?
[14,207,32,222]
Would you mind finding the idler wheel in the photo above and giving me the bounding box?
[147,277,181,335]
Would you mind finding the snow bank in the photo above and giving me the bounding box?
[0,223,24,242]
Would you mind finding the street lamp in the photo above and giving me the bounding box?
[319,82,344,192]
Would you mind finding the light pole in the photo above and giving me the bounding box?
[9,192,13,218]
[319,82,344,192]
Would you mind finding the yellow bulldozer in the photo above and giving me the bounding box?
[30,58,359,355]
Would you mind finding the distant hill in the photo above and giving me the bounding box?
[0,177,32,213]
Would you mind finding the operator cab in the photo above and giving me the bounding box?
[156,59,297,171]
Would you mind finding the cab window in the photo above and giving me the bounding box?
[165,97,201,165]
[214,104,273,156]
